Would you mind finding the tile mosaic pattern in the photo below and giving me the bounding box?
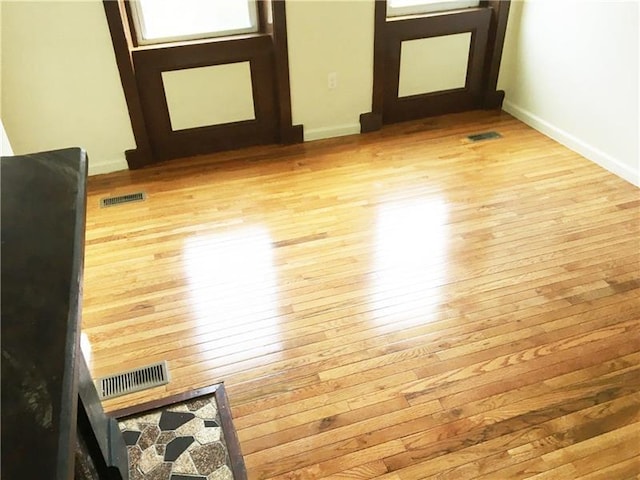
[118,394,234,480]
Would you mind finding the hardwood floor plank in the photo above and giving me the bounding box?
[535,422,640,475]
[470,400,640,479]
[231,371,418,430]
[405,319,639,407]
[384,390,640,480]
[575,458,640,480]
[521,463,579,480]
[569,439,640,478]
[83,111,640,478]
[266,441,404,480]
[383,369,640,470]
[245,406,443,479]
[238,396,409,453]
[439,345,640,411]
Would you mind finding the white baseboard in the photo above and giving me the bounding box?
[303,123,361,142]
[88,156,128,176]
[503,100,639,187]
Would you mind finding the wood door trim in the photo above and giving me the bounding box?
[482,0,511,107]
[385,7,489,38]
[133,36,278,161]
[359,0,388,133]
[102,0,153,168]
[270,0,304,143]
[361,0,510,132]
[102,0,300,169]
[383,8,491,123]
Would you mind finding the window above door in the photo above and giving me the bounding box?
[387,0,480,17]
[130,0,260,46]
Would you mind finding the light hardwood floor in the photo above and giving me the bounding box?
[83,110,640,479]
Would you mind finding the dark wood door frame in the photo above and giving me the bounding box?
[482,0,511,108]
[360,0,510,132]
[384,8,490,124]
[132,35,279,162]
[103,0,153,168]
[103,0,302,169]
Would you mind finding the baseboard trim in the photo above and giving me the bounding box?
[281,124,304,144]
[88,157,129,176]
[303,123,361,142]
[503,100,639,187]
[360,112,383,133]
[483,90,505,109]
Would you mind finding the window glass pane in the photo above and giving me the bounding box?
[387,0,480,17]
[134,0,257,44]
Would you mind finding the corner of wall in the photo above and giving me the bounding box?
[503,100,639,187]
[88,156,129,176]
[498,1,639,188]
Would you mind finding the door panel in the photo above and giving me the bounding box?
[360,1,510,132]
[132,35,278,161]
[383,8,490,123]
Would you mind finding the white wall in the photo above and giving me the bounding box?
[1,0,134,174]
[1,0,377,171]
[498,0,639,186]
[287,0,374,141]
[7,0,636,183]
[0,0,3,119]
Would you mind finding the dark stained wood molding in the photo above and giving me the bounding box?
[77,354,129,480]
[132,35,278,161]
[109,384,221,418]
[360,0,388,133]
[385,7,488,38]
[257,0,271,34]
[270,0,304,144]
[215,384,248,480]
[103,0,299,167]
[360,112,383,133]
[124,148,150,167]
[109,383,247,480]
[122,0,140,48]
[280,124,305,144]
[482,0,511,108]
[132,34,272,68]
[365,0,509,127]
[102,0,153,169]
[384,8,491,123]
[371,0,388,115]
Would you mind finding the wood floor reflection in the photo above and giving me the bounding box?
[83,111,640,480]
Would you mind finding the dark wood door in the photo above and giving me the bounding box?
[132,35,280,162]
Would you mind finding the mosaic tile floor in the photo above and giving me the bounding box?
[118,393,235,480]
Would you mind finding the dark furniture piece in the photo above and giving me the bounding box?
[1,148,128,480]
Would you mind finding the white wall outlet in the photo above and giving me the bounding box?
[328,72,338,89]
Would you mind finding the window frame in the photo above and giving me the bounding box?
[129,0,260,46]
[360,0,511,133]
[386,0,480,17]
[102,0,302,169]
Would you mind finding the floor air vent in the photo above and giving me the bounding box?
[467,131,502,142]
[100,192,146,208]
[95,361,169,400]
